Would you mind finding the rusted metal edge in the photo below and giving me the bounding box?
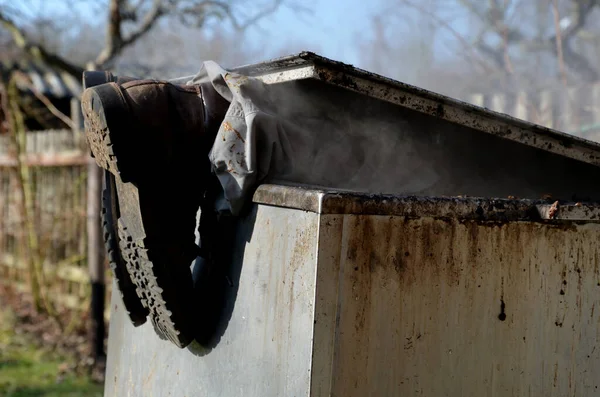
[231,53,313,76]
[0,152,88,167]
[253,183,324,213]
[253,184,600,222]
[234,52,600,168]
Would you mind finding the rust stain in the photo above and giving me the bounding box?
[343,215,373,349]
[338,215,578,290]
[226,160,238,175]
[548,201,559,219]
[328,208,600,395]
[255,185,600,225]
[224,73,248,88]
[223,121,245,143]
[143,367,155,388]
[142,352,157,389]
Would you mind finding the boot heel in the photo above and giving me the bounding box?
[82,83,139,183]
[82,72,113,159]
[82,71,115,90]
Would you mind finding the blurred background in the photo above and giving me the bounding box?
[0,0,599,395]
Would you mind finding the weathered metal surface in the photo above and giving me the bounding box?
[316,214,600,396]
[105,53,600,395]
[104,204,319,397]
[106,185,600,396]
[230,52,600,168]
[254,184,600,221]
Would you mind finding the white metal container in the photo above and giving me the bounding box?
[105,184,600,396]
[104,53,600,396]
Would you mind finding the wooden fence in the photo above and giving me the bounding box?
[0,129,92,309]
[468,83,600,142]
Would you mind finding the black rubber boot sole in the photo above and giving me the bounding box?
[83,72,149,328]
[102,171,149,326]
[82,84,199,348]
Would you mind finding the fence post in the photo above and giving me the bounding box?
[514,91,528,121]
[539,90,554,128]
[490,93,505,114]
[72,97,106,364]
[593,83,600,124]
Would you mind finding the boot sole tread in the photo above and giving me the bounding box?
[101,172,149,326]
[82,85,197,348]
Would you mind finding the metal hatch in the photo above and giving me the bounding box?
[228,52,600,168]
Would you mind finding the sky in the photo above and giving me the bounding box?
[9,0,470,71]
[244,0,384,65]
[5,0,599,137]
[242,0,468,68]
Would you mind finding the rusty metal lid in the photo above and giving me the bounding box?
[233,52,600,168]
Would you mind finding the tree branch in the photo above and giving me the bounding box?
[396,0,496,74]
[31,88,76,130]
[230,0,283,30]
[180,0,284,31]
[0,12,84,78]
[122,0,165,46]
[454,0,600,81]
[94,0,165,68]
[456,0,526,74]
[475,40,505,69]
[546,0,600,81]
[551,0,569,87]
[561,0,598,41]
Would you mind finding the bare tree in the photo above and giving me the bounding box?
[356,8,481,101]
[389,0,600,88]
[0,0,294,76]
[114,20,264,78]
[354,0,600,138]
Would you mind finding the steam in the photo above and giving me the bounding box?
[257,80,441,195]
[193,64,445,214]
[192,59,600,216]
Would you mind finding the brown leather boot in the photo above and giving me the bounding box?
[81,79,228,348]
[83,72,151,330]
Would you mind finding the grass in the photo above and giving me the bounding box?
[0,306,103,397]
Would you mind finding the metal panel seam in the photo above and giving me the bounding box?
[312,214,321,397]
[328,215,350,396]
